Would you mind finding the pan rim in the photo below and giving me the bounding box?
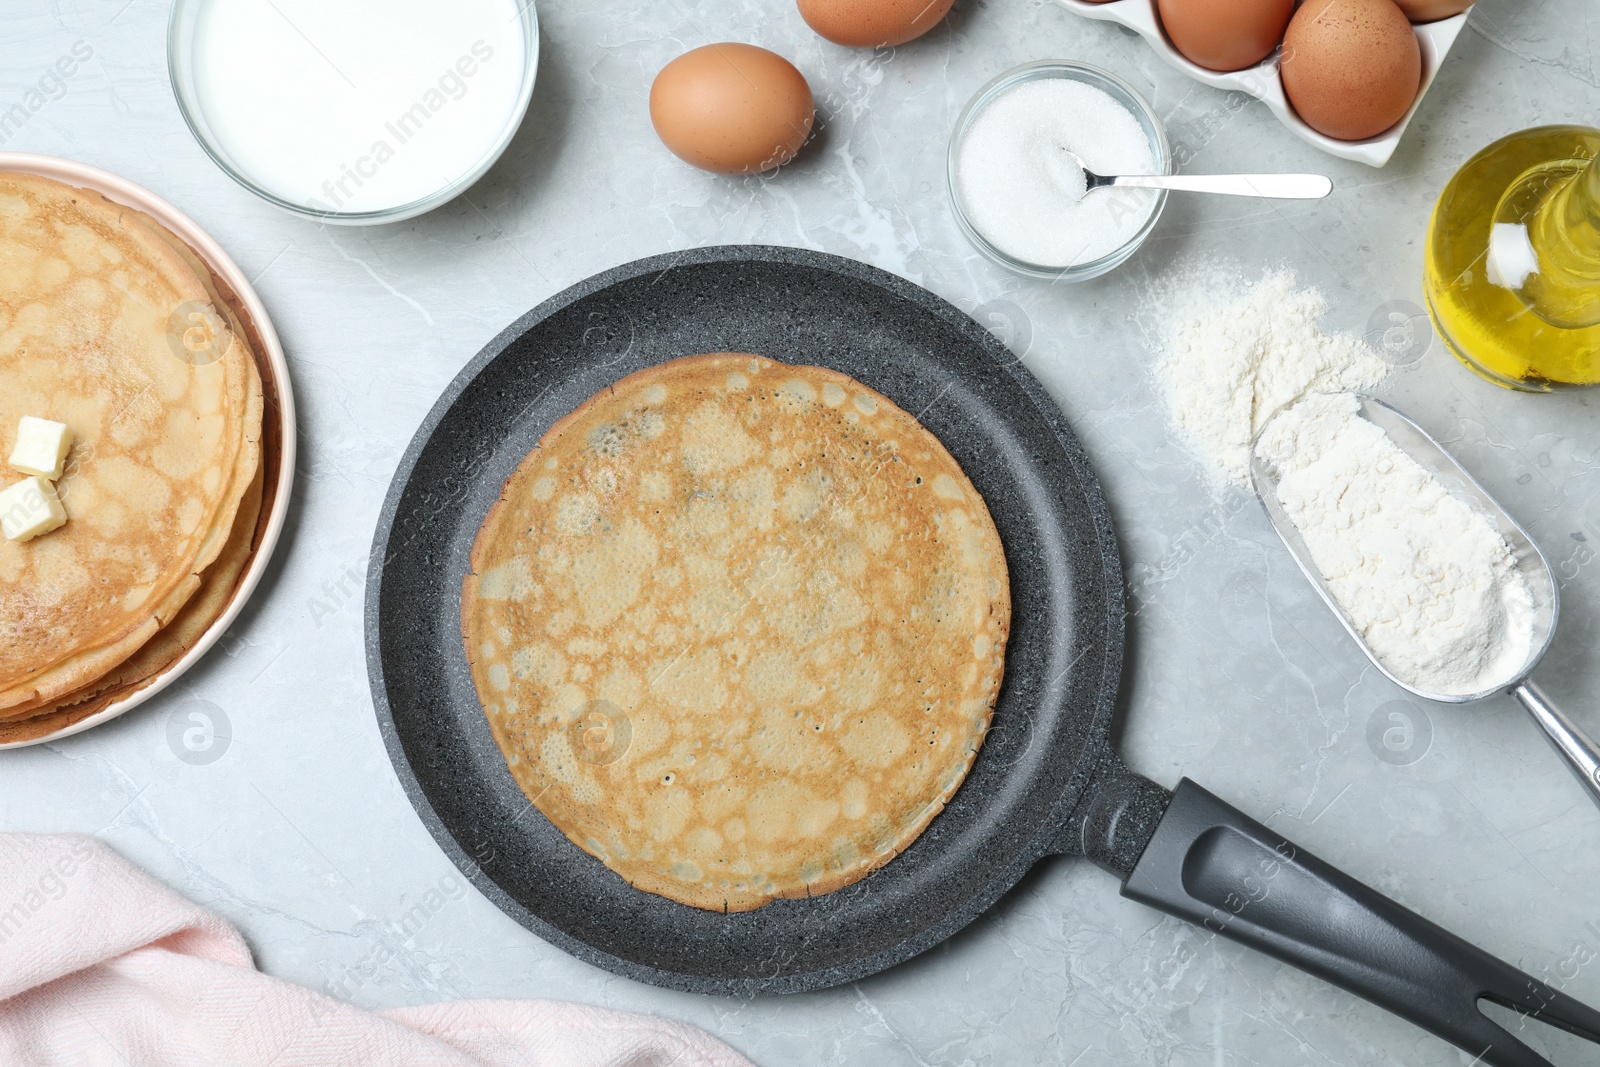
[364,244,1128,994]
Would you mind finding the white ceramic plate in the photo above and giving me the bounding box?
[0,153,295,749]
[1055,0,1470,167]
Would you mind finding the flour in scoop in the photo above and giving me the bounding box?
[956,79,1157,267]
[1257,393,1534,696]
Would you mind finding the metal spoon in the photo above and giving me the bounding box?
[1059,149,1333,201]
[1250,394,1600,809]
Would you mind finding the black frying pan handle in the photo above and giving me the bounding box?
[1122,779,1600,1067]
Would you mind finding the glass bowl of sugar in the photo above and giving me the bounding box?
[168,0,538,225]
[947,61,1171,281]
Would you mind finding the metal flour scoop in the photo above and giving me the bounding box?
[1252,394,1600,809]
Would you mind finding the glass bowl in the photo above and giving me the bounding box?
[168,0,539,226]
[947,60,1172,281]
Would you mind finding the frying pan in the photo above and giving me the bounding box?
[367,246,1600,1066]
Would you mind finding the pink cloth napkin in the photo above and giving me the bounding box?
[0,834,753,1067]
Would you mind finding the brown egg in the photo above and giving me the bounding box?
[1158,0,1295,72]
[1392,0,1473,21]
[649,44,814,174]
[1282,0,1421,141]
[798,0,955,48]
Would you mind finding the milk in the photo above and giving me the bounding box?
[190,0,528,215]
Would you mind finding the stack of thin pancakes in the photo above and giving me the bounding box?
[0,174,264,743]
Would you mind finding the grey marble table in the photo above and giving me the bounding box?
[5,1,1600,1063]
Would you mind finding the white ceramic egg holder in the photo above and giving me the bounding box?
[1054,0,1470,167]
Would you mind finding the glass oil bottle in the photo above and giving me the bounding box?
[1424,125,1600,390]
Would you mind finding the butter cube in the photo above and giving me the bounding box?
[0,476,67,542]
[8,416,73,480]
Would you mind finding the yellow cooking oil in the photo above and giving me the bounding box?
[1424,125,1600,390]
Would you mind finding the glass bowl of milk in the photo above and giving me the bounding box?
[169,0,538,225]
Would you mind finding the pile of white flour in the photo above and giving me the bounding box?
[1153,269,1390,488]
[1256,393,1535,696]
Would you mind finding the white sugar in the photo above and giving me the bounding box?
[956,78,1158,268]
